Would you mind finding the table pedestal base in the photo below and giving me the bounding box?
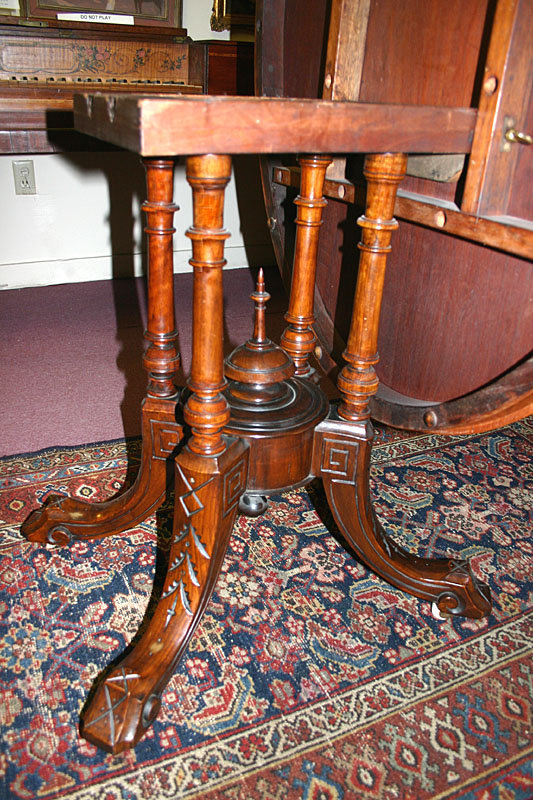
[21,151,492,753]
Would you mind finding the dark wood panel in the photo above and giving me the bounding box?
[315,197,357,342]
[358,0,491,203]
[377,223,533,401]
[312,198,533,402]
[282,0,329,98]
[204,41,254,96]
[359,0,490,105]
[254,0,286,97]
[254,0,331,297]
[372,357,533,434]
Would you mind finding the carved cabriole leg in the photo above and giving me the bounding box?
[22,158,182,546]
[81,154,249,753]
[314,153,491,620]
[280,155,331,376]
[80,442,248,753]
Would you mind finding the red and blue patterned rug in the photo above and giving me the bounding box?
[0,419,531,799]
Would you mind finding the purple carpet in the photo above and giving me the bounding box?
[0,268,287,457]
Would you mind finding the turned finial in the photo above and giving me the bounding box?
[224,271,294,386]
[251,268,269,345]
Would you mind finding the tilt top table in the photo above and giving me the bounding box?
[21,94,491,753]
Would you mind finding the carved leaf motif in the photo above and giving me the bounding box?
[161,469,215,624]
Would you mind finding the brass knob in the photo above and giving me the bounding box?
[504,128,532,145]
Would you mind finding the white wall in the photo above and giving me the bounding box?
[0,152,272,290]
[182,0,230,40]
[0,1,273,291]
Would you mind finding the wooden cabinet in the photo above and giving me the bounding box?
[258,0,532,431]
[193,40,254,96]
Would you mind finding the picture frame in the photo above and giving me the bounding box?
[25,0,182,29]
[0,0,23,18]
[211,0,255,32]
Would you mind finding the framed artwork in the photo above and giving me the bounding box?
[211,0,255,32]
[0,0,23,17]
[26,0,182,28]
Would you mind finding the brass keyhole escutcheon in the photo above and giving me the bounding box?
[505,128,532,145]
[502,115,532,151]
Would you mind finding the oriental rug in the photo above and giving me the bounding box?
[0,418,532,799]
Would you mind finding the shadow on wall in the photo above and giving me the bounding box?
[232,154,276,270]
[51,148,149,459]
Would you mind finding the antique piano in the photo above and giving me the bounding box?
[0,19,253,154]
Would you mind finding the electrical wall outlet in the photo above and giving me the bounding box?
[12,160,36,195]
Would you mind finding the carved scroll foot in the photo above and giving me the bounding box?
[21,396,182,545]
[81,437,249,753]
[313,410,492,620]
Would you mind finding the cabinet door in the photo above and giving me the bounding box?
[462,0,532,223]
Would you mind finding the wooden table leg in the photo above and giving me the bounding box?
[280,154,331,376]
[313,153,492,620]
[81,154,249,753]
[22,158,183,545]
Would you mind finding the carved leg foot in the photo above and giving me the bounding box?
[313,411,492,619]
[21,396,182,545]
[81,437,248,753]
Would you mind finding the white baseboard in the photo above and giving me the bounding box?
[0,244,275,290]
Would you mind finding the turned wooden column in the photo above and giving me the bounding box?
[337,152,407,420]
[184,154,232,455]
[142,158,181,398]
[280,154,331,376]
